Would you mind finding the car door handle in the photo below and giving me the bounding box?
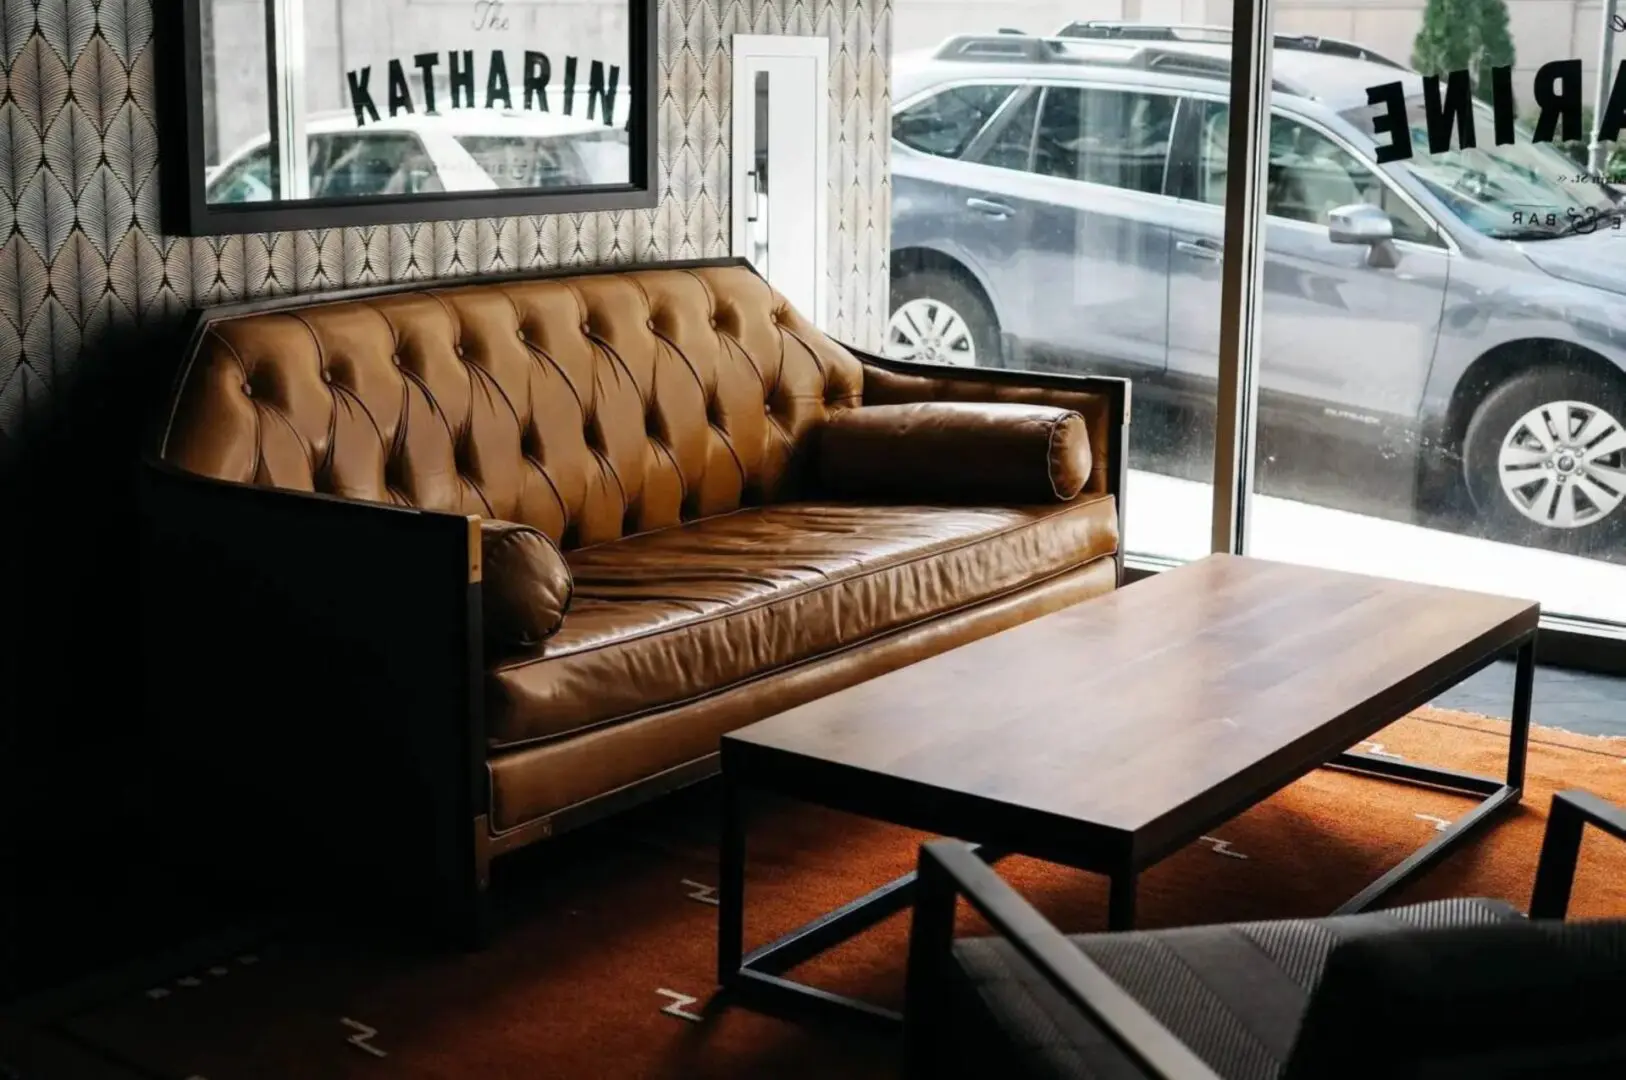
[1176,238,1224,261]
[966,197,1015,219]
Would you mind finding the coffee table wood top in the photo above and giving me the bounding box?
[724,555,1539,865]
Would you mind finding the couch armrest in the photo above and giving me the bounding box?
[853,348,1129,496]
[140,458,488,940]
[851,348,1128,580]
[1529,790,1626,918]
[905,840,1221,1080]
[817,402,1093,504]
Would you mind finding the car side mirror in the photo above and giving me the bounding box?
[1328,203,1400,269]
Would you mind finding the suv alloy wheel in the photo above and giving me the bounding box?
[1462,366,1626,550]
[886,269,1001,367]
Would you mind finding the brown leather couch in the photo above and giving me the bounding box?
[140,258,1128,943]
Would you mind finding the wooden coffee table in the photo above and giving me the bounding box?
[716,554,1538,1028]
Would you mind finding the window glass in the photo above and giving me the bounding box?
[970,91,1039,171]
[883,7,1626,631]
[309,133,443,198]
[894,84,1015,158]
[1033,87,1175,194]
[1336,99,1618,240]
[1193,102,1440,245]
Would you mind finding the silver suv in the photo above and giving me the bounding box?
[889,24,1626,551]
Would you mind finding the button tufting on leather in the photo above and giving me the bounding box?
[160,265,879,555]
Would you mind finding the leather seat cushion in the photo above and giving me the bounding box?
[486,495,1119,748]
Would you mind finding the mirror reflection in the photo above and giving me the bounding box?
[201,0,634,205]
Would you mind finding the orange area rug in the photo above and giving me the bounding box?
[5,708,1625,1080]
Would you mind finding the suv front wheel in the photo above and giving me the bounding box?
[1462,366,1626,550]
[886,270,1000,368]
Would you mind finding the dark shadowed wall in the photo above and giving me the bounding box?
[0,0,892,999]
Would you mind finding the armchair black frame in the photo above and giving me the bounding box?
[904,790,1626,1080]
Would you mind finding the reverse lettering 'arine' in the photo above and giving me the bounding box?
[1366,59,1626,162]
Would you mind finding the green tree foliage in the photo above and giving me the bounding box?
[1411,0,1517,103]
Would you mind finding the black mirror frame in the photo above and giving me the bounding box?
[155,0,658,237]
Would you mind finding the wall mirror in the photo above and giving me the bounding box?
[158,0,656,235]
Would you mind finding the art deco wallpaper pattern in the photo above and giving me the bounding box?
[0,0,893,460]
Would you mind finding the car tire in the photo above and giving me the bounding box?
[1461,366,1626,552]
[886,269,1002,368]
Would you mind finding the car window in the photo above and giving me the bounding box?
[1032,86,1176,195]
[309,133,443,198]
[1338,98,1615,240]
[209,145,275,202]
[894,85,1015,159]
[455,133,629,188]
[1191,102,1442,247]
[970,91,1040,171]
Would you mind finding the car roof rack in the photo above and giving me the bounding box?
[1128,49,1297,93]
[1055,21,1409,68]
[929,33,1302,92]
[932,34,1078,61]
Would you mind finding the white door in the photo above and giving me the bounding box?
[731,35,829,329]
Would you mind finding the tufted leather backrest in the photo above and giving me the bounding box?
[160,265,866,549]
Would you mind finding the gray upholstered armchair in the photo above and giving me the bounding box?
[903,790,1626,1080]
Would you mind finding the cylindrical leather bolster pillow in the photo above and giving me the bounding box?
[817,402,1093,503]
[480,520,574,649]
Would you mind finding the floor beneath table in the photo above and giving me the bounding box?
[5,707,1624,1080]
[1436,664,1626,737]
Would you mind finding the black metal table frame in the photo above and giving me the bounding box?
[716,633,1535,1031]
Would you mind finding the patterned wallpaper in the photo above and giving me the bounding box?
[0,0,894,467]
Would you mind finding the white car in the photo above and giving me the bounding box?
[206,107,631,202]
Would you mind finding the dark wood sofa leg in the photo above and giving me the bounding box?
[460,816,496,951]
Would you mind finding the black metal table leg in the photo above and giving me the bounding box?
[1329,631,1535,915]
[716,777,1015,1030]
[1509,637,1534,792]
[717,775,746,989]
